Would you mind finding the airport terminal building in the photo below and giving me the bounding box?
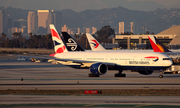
[113,25,180,49]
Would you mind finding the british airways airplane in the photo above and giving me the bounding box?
[49,24,172,77]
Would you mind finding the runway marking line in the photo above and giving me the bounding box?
[135,104,151,107]
[0,104,180,107]
[84,104,99,107]
[0,78,120,81]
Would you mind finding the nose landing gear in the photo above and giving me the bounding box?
[159,69,164,78]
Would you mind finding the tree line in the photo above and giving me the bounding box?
[0,25,115,50]
[0,33,53,49]
[0,25,156,50]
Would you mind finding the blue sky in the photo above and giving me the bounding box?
[0,0,180,12]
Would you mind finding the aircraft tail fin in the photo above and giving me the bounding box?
[61,32,85,51]
[148,35,171,52]
[86,33,106,51]
[49,24,68,53]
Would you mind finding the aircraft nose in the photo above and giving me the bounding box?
[164,59,173,67]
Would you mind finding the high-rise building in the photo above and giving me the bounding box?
[38,10,62,34]
[17,19,27,27]
[81,27,86,33]
[47,10,55,33]
[92,27,97,34]
[14,21,21,28]
[37,10,49,33]
[11,27,25,33]
[119,22,124,34]
[27,11,38,34]
[0,10,8,34]
[62,24,68,32]
[53,11,62,33]
[77,28,80,34]
[130,22,134,34]
[0,10,2,33]
[71,31,74,35]
[7,18,12,34]
[68,29,71,34]
[86,28,90,33]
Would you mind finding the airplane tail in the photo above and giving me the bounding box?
[49,24,68,53]
[148,35,171,52]
[86,33,106,51]
[61,32,85,51]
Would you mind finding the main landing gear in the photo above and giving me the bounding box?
[114,70,126,77]
[88,73,99,77]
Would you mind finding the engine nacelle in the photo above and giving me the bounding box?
[138,70,154,75]
[90,63,108,75]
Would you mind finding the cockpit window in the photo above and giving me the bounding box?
[163,58,170,60]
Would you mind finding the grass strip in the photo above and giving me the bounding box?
[0,89,180,96]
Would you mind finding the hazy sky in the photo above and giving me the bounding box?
[127,0,180,6]
[0,0,180,12]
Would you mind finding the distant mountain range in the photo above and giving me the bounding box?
[1,6,180,34]
[0,0,171,12]
[61,6,180,34]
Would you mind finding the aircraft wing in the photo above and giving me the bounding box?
[48,57,120,69]
[10,54,93,63]
[10,54,119,68]
[9,54,53,62]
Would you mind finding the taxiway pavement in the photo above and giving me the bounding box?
[1,55,180,107]
[1,95,180,106]
[1,55,180,90]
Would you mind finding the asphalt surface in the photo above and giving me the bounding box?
[1,95,180,105]
[1,55,180,107]
[1,55,180,90]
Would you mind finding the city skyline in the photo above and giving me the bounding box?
[0,9,99,35]
[0,5,180,36]
[0,8,158,36]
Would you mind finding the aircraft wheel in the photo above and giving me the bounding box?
[88,73,92,77]
[95,75,99,77]
[115,73,119,77]
[121,74,126,77]
[88,74,99,77]
[159,75,163,78]
[115,73,126,77]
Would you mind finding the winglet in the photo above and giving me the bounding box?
[148,35,171,52]
[50,24,68,53]
[86,33,106,51]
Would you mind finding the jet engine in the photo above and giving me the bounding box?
[138,70,154,75]
[90,63,108,75]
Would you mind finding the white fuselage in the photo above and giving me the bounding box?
[54,51,172,70]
